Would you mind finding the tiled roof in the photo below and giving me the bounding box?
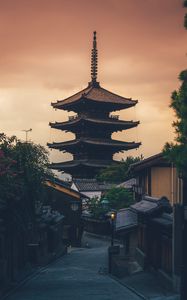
[52,84,138,109]
[50,159,117,170]
[130,195,172,215]
[72,178,114,192]
[117,178,136,188]
[130,153,170,172]
[50,117,139,129]
[48,138,141,150]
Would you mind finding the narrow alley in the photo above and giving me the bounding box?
[3,234,142,300]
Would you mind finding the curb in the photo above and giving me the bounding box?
[109,274,148,300]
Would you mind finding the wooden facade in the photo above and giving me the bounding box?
[131,153,183,205]
[0,196,66,294]
[44,179,87,246]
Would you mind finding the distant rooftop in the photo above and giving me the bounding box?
[72,178,115,192]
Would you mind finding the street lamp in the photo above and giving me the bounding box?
[101,197,109,211]
[110,212,116,246]
[22,128,32,142]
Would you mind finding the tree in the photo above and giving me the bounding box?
[96,156,142,183]
[163,3,187,299]
[103,187,134,210]
[163,1,187,179]
[86,187,134,219]
[0,133,52,215]
[163,72,187,179]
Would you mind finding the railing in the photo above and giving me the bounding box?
[69,115,78,121]
[109,115,119,120]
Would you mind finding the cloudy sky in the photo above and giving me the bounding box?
[0,0,186,164]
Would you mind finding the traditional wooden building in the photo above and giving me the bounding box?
[112,196,174,287]
[130,153,183,205]
[44,178,88,246]
[48,32,141,178]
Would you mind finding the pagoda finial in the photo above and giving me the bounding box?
[91,31,98,85]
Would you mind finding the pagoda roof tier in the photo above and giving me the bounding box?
[50,159,120,178]
[50,159,120,171]
[47,138,141,152]
[51,84,138,112]
[49,117,139,131]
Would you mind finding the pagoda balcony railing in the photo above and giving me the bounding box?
[69,115,78,121]
[109,114,119,120]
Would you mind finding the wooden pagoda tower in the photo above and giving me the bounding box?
[48,32,141,178]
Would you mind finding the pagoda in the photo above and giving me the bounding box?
[48,32,141,178]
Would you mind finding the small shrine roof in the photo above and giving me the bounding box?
[130,195,172,215]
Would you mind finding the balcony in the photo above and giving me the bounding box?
[69,115,78,121]
[109,115,119,120]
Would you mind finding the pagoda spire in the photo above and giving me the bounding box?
[91,31,98,86]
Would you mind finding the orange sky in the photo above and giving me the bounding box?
[0,0,186,165]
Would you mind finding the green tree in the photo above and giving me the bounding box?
[103,187,134,210]
[163,2,187,179]
[163,73,187,179]
[0,133,52,215]
[86,188,134,219]
[96,156,142,183]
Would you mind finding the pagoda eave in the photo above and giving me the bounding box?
[51,98,138,112]
[47,140,141,152]
[49,119,140,131]
[49,159,121,171]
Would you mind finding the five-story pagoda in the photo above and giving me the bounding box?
[48,32,141,178]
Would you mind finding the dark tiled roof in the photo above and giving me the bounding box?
[130,153,170,172]
[72,178,114,192]
[52,84,138,109]
[131,199,158,213]
[50,159,115,170]
[48,138,141,150]
[49,117,139,130]
[130,195,172,215]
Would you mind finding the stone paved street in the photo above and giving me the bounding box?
[3,233,142,300]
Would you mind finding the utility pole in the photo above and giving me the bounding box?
[22,128,32,142]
